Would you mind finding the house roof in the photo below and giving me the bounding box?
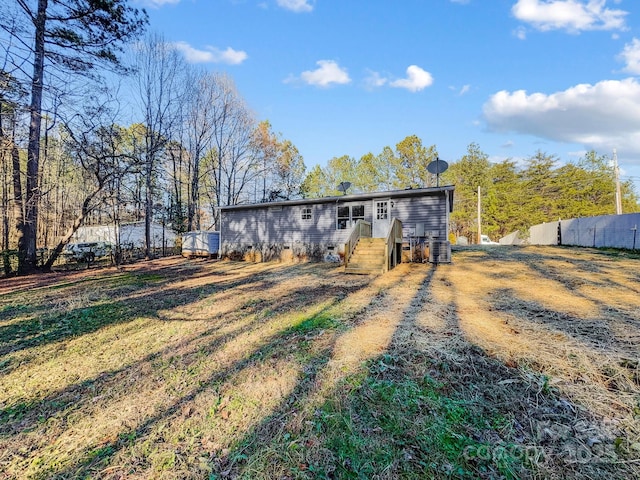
[219,185,455,213]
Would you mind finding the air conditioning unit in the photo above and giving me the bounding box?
[429,240,451,264]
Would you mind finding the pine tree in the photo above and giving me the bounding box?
[2,0,147,272]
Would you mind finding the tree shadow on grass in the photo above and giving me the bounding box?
[0,311,256,436]
[38,296,366,479]
[450,246,640,359]
[457,245,609,274]
[493,289,613,338]
[194,266,441,479]
[436,267,640,479]
[213,261,639,479]
[0,262,327,361]
[0,264,372,478]
[0,266,364,408]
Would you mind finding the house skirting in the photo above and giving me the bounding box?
[221,242,342,263]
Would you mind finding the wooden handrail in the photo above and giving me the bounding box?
[344,220,372,268]
[384,218,403,272]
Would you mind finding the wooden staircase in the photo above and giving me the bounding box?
[344,218,403,275]
[344,237,386,274]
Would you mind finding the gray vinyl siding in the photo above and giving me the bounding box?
[222,200,374,247]
[220,187,453,256]
[393,195,447,239]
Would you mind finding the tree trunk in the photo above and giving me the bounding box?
[1,134,12,252]
[1,138,16,276]
[189,152,200,230]
[21,0,48,273]
[1,150,8,251]
[171,148,184,232]
[145,152,153,259]
[11,139,24,264]
[42,189,99,271]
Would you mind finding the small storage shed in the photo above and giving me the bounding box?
[182,231,220,258]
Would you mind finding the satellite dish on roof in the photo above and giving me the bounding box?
[427,158,449,187]
[337,181,352,195]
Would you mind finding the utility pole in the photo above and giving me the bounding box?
[613,148,623,215]
[477,186,482,244]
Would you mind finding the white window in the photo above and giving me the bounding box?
[302,207,312,220]
[337,204,365,229]
[352,205,365,222]
[337,206,350,229]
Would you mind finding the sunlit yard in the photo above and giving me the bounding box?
[1,247,639,479]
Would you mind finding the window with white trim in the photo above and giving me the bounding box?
[337,204,365,229]
[301,207,312,220]
[337,206,350,229]
[352,205,365,222]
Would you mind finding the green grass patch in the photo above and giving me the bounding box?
[287,312,338,335]
[309,356,531,479]
[0,301,131,355]
[98,272,167,289]
[220,352,534,479]
[128,273,166,284]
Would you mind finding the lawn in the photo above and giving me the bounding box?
[0,246,639,479]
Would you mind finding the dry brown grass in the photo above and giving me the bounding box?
[0,247,639,479]
[435,247,640,417]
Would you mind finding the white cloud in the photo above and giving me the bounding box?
[364,70,388,90]
[389,65,433,92]
[299,60,350,87]
[511,0,628,33]
[513,26,528,40]
[483,78,640,159]
[449,84,471,95]
[277,0,314,13]
[619,38,640,75]
[173,42,248,65]
[136,0,180,7]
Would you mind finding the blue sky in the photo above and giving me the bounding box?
[135,0,640,188]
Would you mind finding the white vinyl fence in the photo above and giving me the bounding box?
[522,213,640,249]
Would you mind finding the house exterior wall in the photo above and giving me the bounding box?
[393,195,448,239]
[220,188,453,261]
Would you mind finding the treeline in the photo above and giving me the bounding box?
[1,0,305,273]
[302,140,640,242]
[445,144,639,241]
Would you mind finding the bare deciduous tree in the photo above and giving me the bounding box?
[183,70,220,231]
[207,74,260,213]
[132,33,186,258]
[42,95,137,270]
[0,0,147,273]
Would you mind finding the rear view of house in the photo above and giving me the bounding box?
[219,186,454,270]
